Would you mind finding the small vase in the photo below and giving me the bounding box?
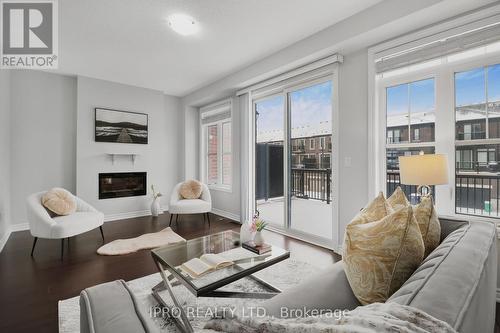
[151,198,162,217]
[253,231,264,246]
[240,223,253,243]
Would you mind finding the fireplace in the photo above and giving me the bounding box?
[98,172,147,199]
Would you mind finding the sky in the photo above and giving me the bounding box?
[255,81,332,140]
[387,63,500,117]
[386,78,435,116]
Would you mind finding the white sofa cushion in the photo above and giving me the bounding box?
[169,199,211,214]
[51,212,104,238]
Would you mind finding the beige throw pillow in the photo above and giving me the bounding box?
[413,196,441,257]
[179,180,203,199]
[343,205,425,305]
[42,188,77,216]
[388,187,441,257]
[350,192,393,226]
[387,186,409,210]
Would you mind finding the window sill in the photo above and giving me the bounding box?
[208,185,232,193]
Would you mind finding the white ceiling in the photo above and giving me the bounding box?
[58,0,382,96]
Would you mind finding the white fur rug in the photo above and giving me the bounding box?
[58,257,318,332]
[97,227,186,255]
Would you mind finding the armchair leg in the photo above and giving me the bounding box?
[206,213,211,227]
[61,238,64,261]
[30,237,38,257]
[169,214,174,226]
[99,226,105,243]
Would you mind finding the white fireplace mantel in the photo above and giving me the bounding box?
[106,153,139,164]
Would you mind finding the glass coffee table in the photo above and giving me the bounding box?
[150,230,290,332]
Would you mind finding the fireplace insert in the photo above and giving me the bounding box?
[98,172,147,199]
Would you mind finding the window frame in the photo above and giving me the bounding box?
[375,50,500,221]
[200,99,233,192]
[320,137,326,149]
[414,128,420,142]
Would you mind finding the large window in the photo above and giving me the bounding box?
[386,78,435,145]
[201,100,232,190]
[385,78,436,203]
[455,64,500,217]
[377,38,500,220]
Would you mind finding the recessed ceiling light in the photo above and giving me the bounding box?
[167,14,198,36]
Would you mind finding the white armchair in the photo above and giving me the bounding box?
[27,191,104,259]
[168,182,212,226]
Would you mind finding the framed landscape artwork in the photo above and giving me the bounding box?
[95,108,148,144]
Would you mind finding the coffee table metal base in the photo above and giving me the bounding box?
[151,262,282,333]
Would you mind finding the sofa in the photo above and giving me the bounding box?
[262,218,498,333]
[80,280,158,333]
[80,218,497,333]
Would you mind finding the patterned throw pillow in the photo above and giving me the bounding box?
[413,196,441,257]
[387,186,409,209]
[387,187,441,257]
[343,205,425,305]
[350,192,393,226]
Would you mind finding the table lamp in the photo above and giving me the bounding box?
[398,153,449,197]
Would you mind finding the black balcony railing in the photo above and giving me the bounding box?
[387,170,500,217]
[291,168,331,204]
[456,132,486,140]
[455,173,500,217]
[456,161,500,173]
[387,136,402,144]
[386,171,432,204]
[292,144,306,152]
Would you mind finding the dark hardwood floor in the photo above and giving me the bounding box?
[2,212,499,333]
[0,213,339,333]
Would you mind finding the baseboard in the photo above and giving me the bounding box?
[0,222,30,253]
[0,230,11,252]
[103,205,169,222]
[10,223,29,232]
[211,208,241,223]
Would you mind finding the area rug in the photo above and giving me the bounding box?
[97,227,186,255]
[58,257,318,332]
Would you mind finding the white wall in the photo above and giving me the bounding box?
[76,76,181,218]
[183,106,199,180]
[337,49,369,240]
[0,70,11,247]
[10,70,77,227]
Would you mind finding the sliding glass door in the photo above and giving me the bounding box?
[255,95,285,228]
[288,81,333,238]
[254,78,334,242]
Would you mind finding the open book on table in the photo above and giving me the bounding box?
[180,247,267,278]
[181,254,233,278]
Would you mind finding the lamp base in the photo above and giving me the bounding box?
[417,185,432,197]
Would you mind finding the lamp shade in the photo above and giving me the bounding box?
[398,154,449,185]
